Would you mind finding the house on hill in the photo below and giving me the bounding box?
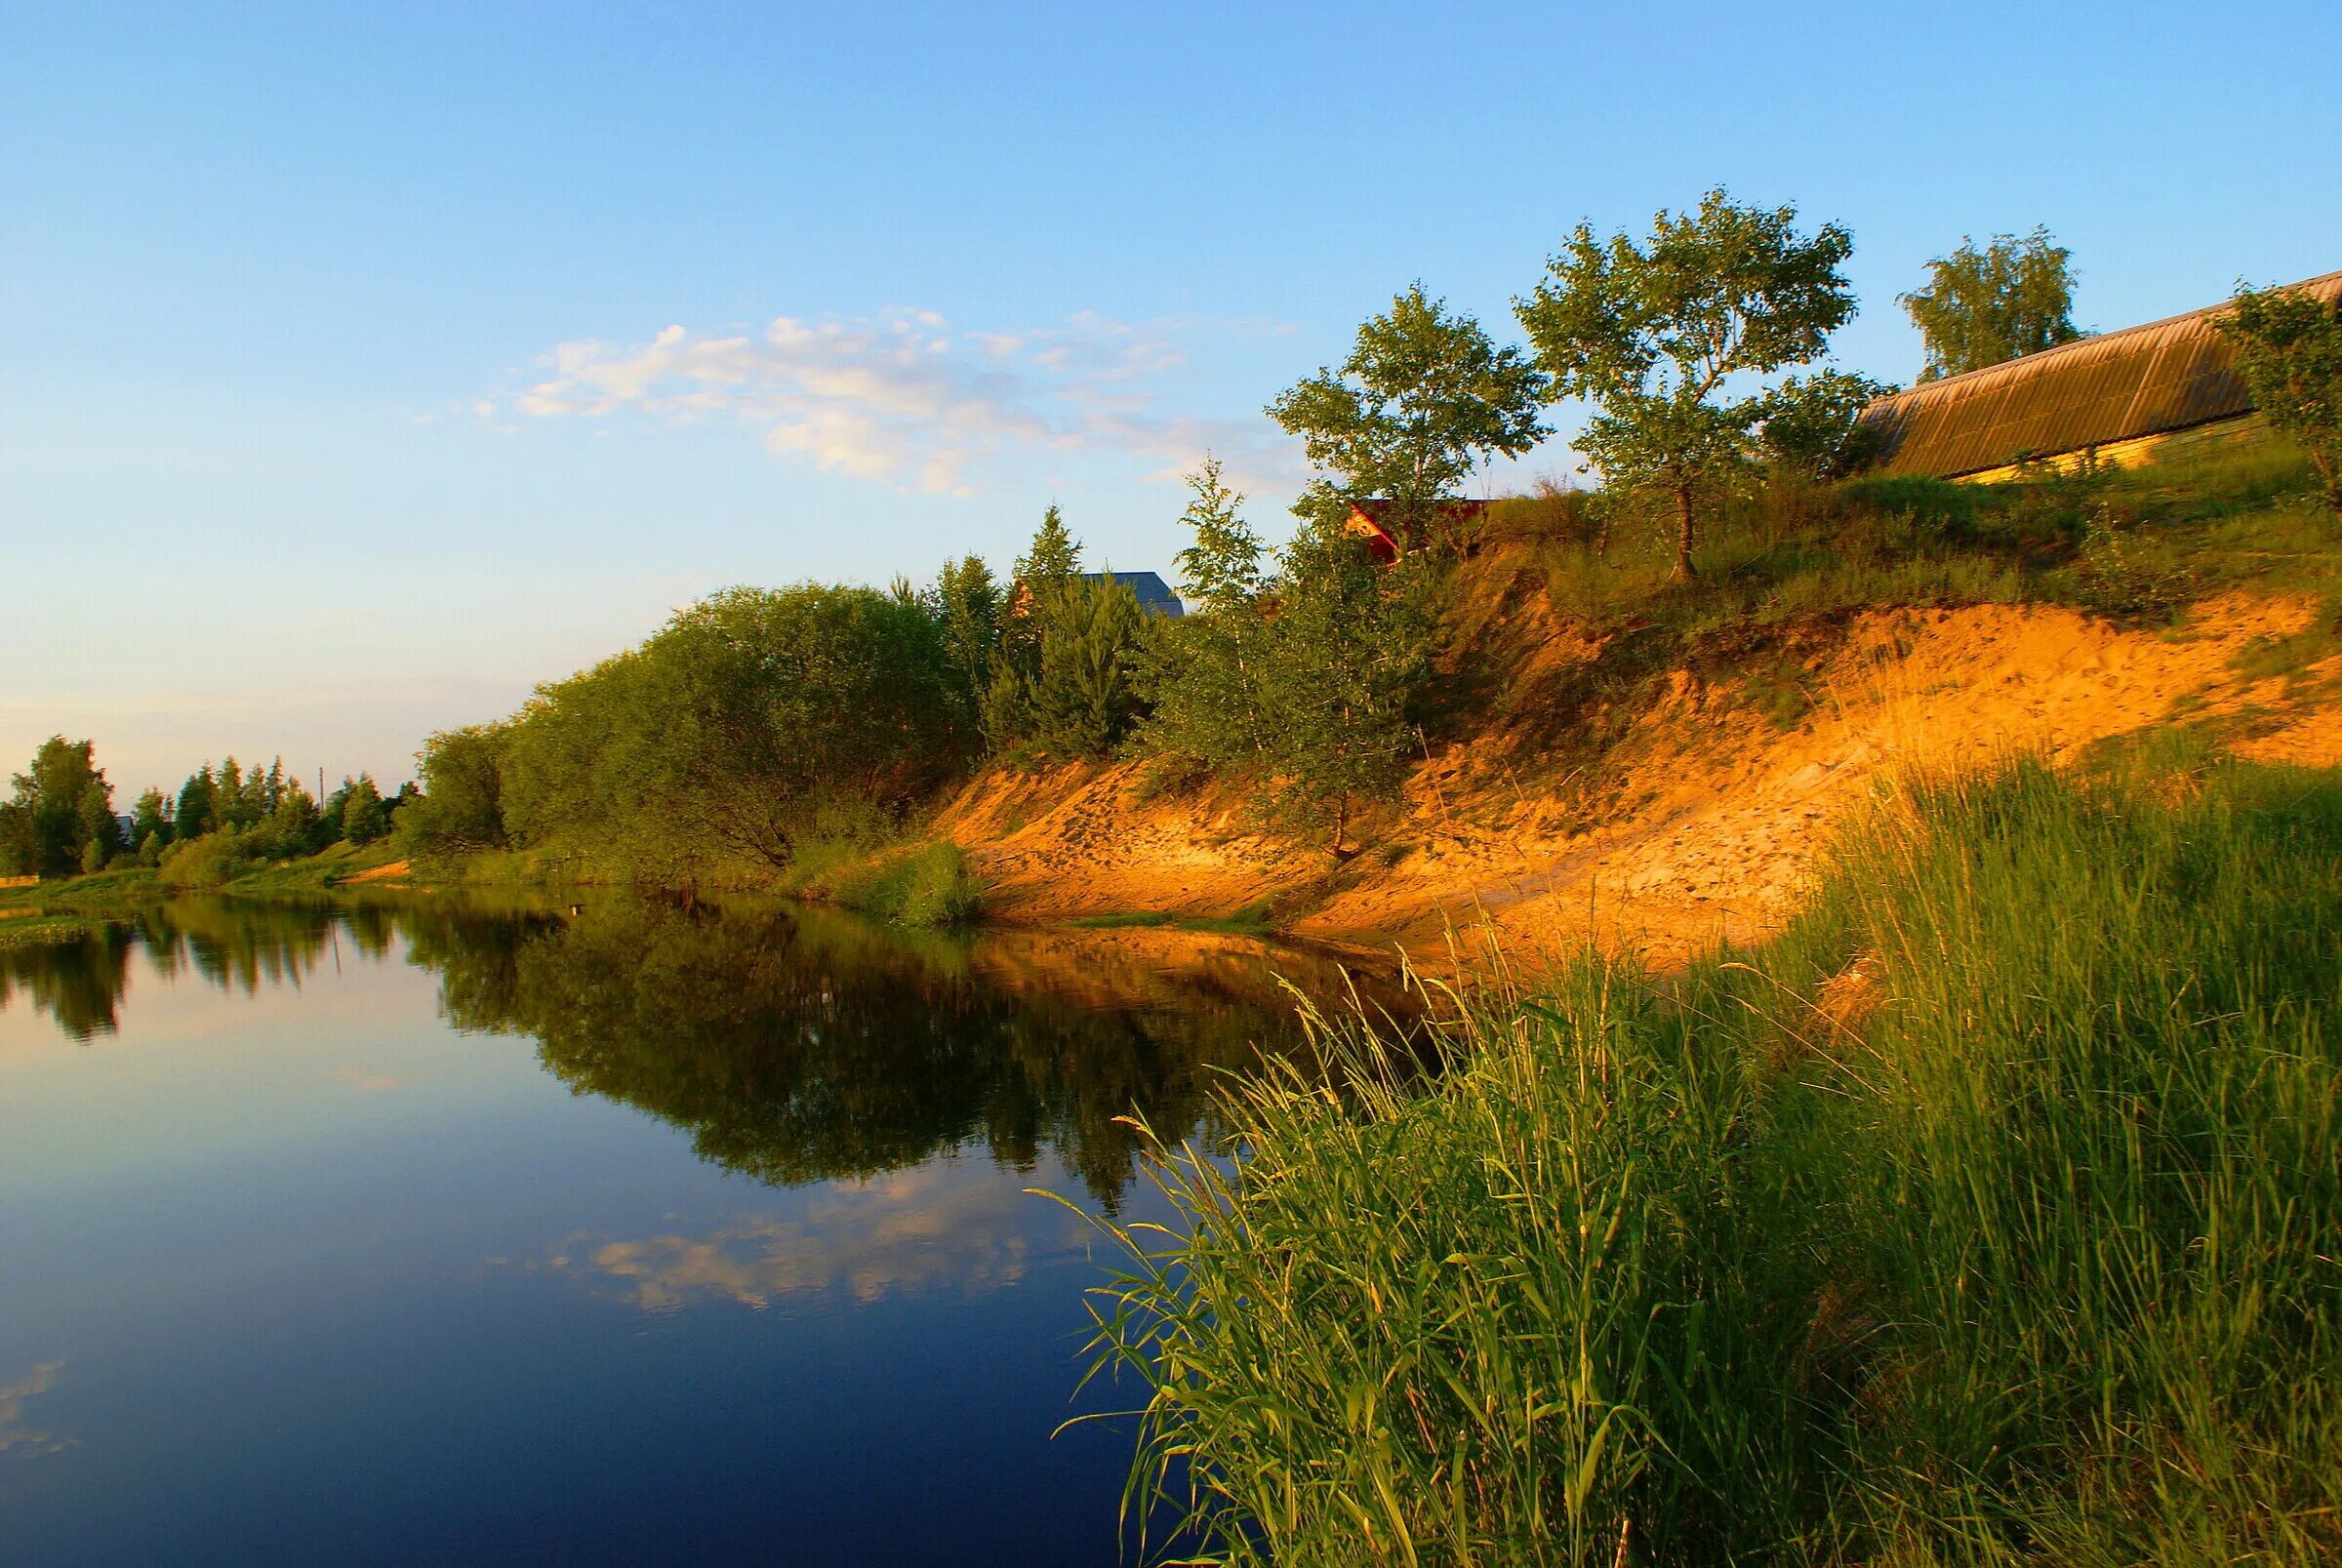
[1343,498,1495,562]
[1859,267,2342,482]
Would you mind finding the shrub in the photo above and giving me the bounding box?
[828,841,984,927]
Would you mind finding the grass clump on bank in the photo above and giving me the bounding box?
[826,840,985,927]
[1079,754,2342,1566]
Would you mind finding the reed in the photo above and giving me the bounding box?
[1070,754,2342,1565]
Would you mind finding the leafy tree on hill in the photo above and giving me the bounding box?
[1899,227,2081,382]
[1758,368,1898,479]
[1017,503,1081,590]
[2216,280,2342,518]
[1270,285,1550,553]
[498,584,956,874]
[1517,188,1858,579]
[218,758,248,828]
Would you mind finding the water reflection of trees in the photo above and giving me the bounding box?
[5,893,1400,1205]
[2,898,363,1040]
[419,902,1352,1206]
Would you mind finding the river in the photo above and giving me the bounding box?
[0,894,1398,1566]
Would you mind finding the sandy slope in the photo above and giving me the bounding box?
[938,592,2341,967]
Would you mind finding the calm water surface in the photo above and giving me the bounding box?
[0,896,1386,1565]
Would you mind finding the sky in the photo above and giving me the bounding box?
[5,1,2338,796]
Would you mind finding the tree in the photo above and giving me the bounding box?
[496,584,957,873]
[1518,189,1857,579]
[1899,227,2081,382]
[2215,280,2342,518]
[1269,285,1550,552]
[1255,525,1435,854]
[926,554,1004,738]
[1144,461,1274,771]
[1759,369,1898,479]
[1025,575,1148,759]
[265,782,326,857]
[0,737,115,877]
[1016,503,1082,590]
[986,508,1089,753]
[1174,457,1266,613]
[342,775,388,846]
[178,765,219,839]
[1142,465,1435,856]
[130,786,175,849]
[398,724,511,858]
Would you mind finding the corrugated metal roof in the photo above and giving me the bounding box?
[1860,268,2342,478]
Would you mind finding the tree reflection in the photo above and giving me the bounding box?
[5,892,1406,1204]
[418,900,1370,1207]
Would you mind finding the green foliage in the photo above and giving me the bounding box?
[1900,226,2082,381]
[1030,575,1149,758]
[159,826,264,888]
[926,553,1004,734]
[498,583,957,880]
[1519,188,1858,578]
[827,840,986,927]
[0,737,117,877]
[130,786,174,850]
[1758,368,1896,478]
[984,509,1151,761]
[1145,464,1437,853]
[176,765,218,839]
[341,774,388,846]
[2215,279,2342,515]
[1269,284,1550,549]
[398,724,510,860]
[1081,756,2342,1565]
[1173,457,1265,612]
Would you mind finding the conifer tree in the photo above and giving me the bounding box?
[1026,575,1147,758]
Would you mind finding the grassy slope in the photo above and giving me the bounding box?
[1084,750,2342,1566]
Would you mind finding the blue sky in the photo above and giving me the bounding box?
[5,1,2337,793]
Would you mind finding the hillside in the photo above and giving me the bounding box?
[940,457,2342,964]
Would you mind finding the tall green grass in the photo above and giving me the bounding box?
[1074,755,2342,1565]
[827,839,986,927]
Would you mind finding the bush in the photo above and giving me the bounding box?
[1081,755,2342,1566]
[159,828,264,889]
[828,841,984,927]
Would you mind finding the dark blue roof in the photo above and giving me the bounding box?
[1079,570,1185,617]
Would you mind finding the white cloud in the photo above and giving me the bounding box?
[496,308,1305,497]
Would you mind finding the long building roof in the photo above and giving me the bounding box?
[1860,267,2342,479]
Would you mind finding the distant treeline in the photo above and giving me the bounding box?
[0,735,403,884]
